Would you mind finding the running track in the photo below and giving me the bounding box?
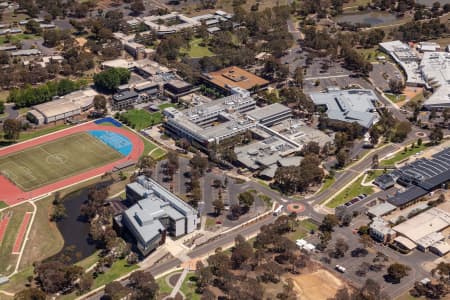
[12,212,31,253]
[0,122,144,206]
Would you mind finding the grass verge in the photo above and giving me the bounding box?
[364,169,384,183]
[326,175,374,208]
[318,176,336,194]
[92,258,139,289]
[380,144,427,167]
[385,93,406,103]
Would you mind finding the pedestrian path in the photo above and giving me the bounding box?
[169,268,189,299]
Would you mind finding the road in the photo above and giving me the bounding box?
[85,215,276,300]
[0,103,18,122]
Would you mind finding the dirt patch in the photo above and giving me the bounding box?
[403,86,423,100]
[286,269,345,300]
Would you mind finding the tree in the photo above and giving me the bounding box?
[238,191,255,210]
[372,154,379,169]
[93,68,130,93]
[389,78,404,94]
[231,235,253,269]
[0,102,4,114]
[130,0,145,15]
[429,127,443,145]
[319,214,339,232]
[3,119,21,141]
[387,263,411,283]
[330,238,349,258]
[128,271,159,300]
[78,274,93,293]
[336,148,349,168]
[293,66,304,88]
[359,234,373,248]
[212,198,224,216]
[93,95,107,112]
[14,288,46,300]
[190,154,208,175]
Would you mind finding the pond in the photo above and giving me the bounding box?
[335,11,399,26]
[55,181,111,263]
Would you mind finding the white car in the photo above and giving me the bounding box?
[335,265,346,273]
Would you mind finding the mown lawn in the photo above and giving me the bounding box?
[380,144,427,167]
[158,103,176,110]
[0,33,38,45]
[326,175,374,208]
[357,47,390,63]
[285,219,318,241]
[0,124,70,146]
[19,196,64,270]
[385,93,406,103]
[318,176,336,193]
[181,38,214,58]
[75,250,100,270]
[180,272,201,300]
[150,148,167,160]
[92,258,139,289]
[0,202,34,275]
[120,109,162,130]
[364,169,384,183]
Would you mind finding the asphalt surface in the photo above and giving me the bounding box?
[0,103,18,122]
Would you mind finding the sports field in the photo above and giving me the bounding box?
[0,132,123,191]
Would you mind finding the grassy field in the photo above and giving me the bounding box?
[121,109,162,130]
[285,219,318,241]
[380,144,427,167]
[0,201,7,209]
[385,93,406,103]
[357,47,390,63]
[181,38,214,58]
[0,132,122,191]
[318,176,336,194]
[0,124,70,145]
[19,196,64,270]
[0,202,34,275]
[326,175,374,208]
[180,272,201,300]
[150,148,167,160]
[92,258,139,289]
[0,33,37,45]
[158,103,176,110]
[364,169,384,184]
[0,90,9,102]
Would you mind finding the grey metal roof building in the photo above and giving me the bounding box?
[380,147,450,207]
[121,176,199,256]
[309,89,379,128]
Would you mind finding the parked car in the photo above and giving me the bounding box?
[336,265,346,273]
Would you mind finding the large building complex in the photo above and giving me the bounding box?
[376,147,450,208]
[117,176,199,256]
[27,88,97,125]
[309,88,379,128]
[420,52,450,109]
[379,40,425,86]
[202,66,270,93]
[163,90,259,150]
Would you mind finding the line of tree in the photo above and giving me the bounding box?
[7,79,85,108]
[93,67,131,93]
